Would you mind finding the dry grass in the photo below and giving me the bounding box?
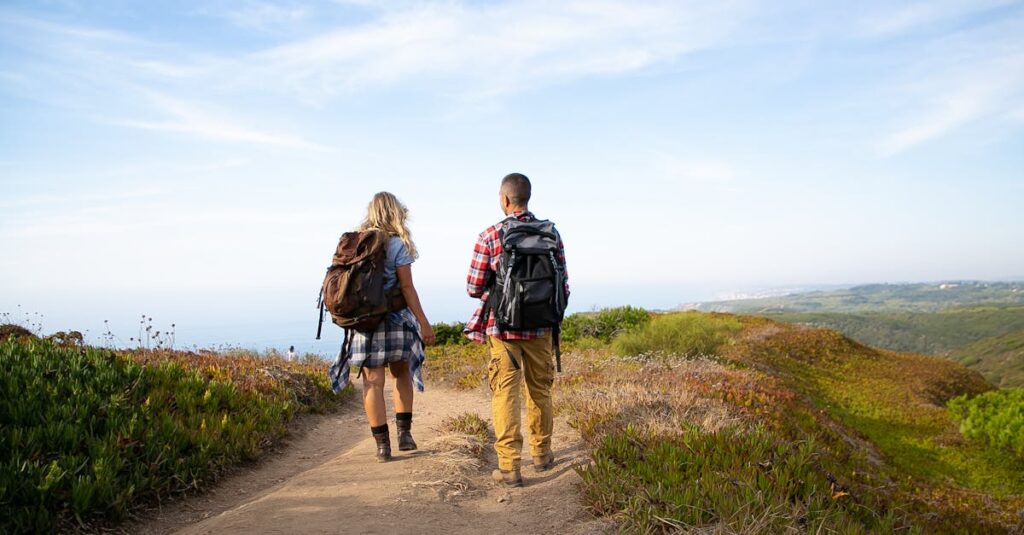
[409,412,493,502]
[558,357,751,443]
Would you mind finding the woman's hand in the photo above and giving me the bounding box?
[419,321,436,346]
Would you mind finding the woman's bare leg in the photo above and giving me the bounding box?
[389,360,414,414]
[362,367,388,427]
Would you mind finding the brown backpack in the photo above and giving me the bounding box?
[316,230,406,339]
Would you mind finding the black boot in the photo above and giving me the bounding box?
[371,424,392,462]
[396,412,417,451]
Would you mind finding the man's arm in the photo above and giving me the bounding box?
[467,232,493,298]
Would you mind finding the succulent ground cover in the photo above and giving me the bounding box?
[0,338,347,533]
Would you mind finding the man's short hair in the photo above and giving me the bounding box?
[501,173,531,206]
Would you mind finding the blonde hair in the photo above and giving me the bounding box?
[360,191,419,259]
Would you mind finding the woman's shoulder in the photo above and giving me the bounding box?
[387,236,415,265]
[386,235,405,252]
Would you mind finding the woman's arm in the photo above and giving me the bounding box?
[397,264,435,346]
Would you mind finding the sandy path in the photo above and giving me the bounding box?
[130,384,610,535]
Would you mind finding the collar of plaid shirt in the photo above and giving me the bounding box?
[464,210,555,343]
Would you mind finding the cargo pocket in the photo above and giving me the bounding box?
[487,338,500,392]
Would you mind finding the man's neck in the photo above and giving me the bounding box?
[505,206,529,216]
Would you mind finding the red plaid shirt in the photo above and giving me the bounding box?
[464,211,569,343]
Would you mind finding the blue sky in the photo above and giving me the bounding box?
[1,1,1023,352]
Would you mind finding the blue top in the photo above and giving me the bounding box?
[384,236,415,290]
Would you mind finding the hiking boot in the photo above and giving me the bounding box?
[491,468,523,488]
[532,452,555,471]
[372,429,392,462]
[396,417,417,451]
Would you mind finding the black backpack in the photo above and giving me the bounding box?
[486,217,569,370]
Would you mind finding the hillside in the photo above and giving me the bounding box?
[762,306,1024,388]
[764,304,1024,355]
[691,283,1024,388]
[693,281,1024,313]
[952,330,1024,389]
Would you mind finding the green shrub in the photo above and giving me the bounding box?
[562,306,649,342]
[432,322,469,345]
[0,339,340,532]
[579,425,913,533]
[949,388,1024,459]
[564,336,606,352]
[612,312,741,357]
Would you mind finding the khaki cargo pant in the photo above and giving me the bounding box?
[487,334,555,471]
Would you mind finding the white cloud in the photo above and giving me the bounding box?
[2,2,755,143]
[879,51,1024,155]
[855,0,1017,37]
[0,189,163,210]
[222,2,309,31]
[880,88,989,155]
[251,1,752,100]
[108,94,332,150]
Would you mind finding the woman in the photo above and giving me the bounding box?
[334,192,436,462]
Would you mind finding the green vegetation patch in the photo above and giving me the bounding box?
[612,311,741,357]
[581,425,913,534]
[0,339,345,533]
[424,343,489,386]
[431,321,470,346]
[731,325,1024,497]
[949,388,1024,460]
[562,306,650,343]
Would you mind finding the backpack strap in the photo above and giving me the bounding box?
[386,285,407,312]
[338,328,354,368]
[479,216,518,329]
[553,324,562,373]
[354,327,376,379]
[316,289,325,340]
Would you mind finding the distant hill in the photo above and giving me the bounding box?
[692,281,1024,314]
[766,305,1024,354]
[952,331,1024,389]
[688,282,1024,388]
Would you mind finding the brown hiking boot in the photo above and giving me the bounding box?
[396,418,417,451]
[532,452,555,471]
[491,468,523,488]
[372,430,392,462]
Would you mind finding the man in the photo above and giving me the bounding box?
[465,173,569,487]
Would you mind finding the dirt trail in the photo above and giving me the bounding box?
[131,384,610,535]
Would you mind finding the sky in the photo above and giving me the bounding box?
[1,0,1023,353]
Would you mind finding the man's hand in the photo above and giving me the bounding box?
[420,322,436,346]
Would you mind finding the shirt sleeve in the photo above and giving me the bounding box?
[467,231,493,298]
[557,231,570,299]
[392,237,415,267]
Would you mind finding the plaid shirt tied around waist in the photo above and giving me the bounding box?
[464,211,569,344]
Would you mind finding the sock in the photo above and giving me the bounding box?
[396,412,412,422]
[371,424,389,435]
